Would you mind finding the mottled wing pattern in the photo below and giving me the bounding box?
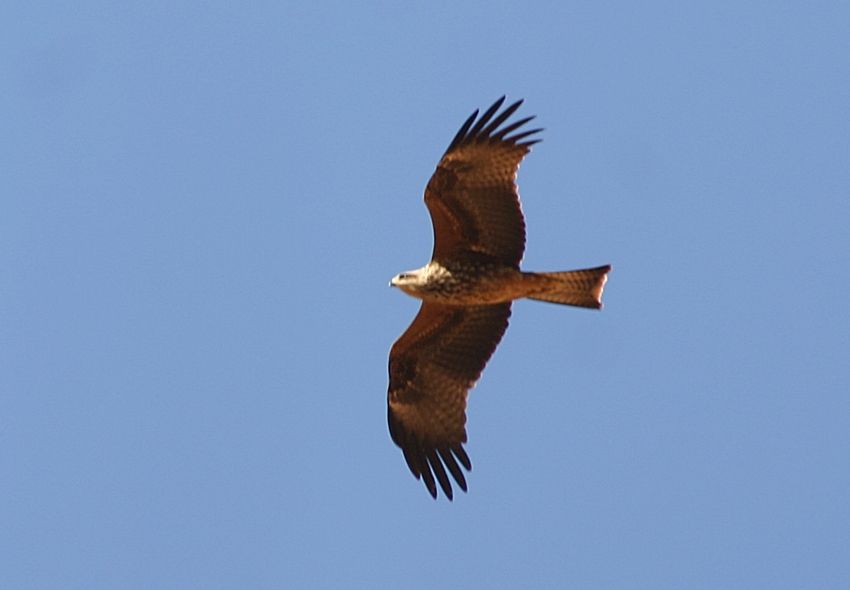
[388,302,512,499]
[425,96,542,268]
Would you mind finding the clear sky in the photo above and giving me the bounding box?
[3,2,849,588]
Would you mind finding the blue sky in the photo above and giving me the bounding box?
[3,2,849,588]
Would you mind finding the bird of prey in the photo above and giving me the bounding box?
[387,97,610,500]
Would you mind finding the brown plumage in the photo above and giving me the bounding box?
[388,97,610,499]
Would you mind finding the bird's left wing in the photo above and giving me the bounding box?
[387,302,511,499]
[424,96,542,268]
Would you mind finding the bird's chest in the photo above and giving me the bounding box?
[421,262,523,305]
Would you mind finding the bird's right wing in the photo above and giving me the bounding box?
[387,302,512,499]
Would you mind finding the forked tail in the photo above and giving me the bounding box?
[525,265,611,309]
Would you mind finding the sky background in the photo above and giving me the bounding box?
[3,2,849,588]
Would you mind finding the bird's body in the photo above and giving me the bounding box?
[387,97,610,499]
[393,259,607,306]
[393,259,527,304]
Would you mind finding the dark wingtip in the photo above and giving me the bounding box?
[439,448,468,493]
[467,96,507,138]
[402,443,472,499]
[445,96,540,153]
[420,462,437,499]
[426,449,453,499]
[388,398,473,500]
[453,445,472,471]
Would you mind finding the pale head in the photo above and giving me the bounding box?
[389,267,427,297]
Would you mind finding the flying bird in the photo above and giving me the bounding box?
[388,97,610,499]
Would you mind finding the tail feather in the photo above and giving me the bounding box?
[525,265,611,309]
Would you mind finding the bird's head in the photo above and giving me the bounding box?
[390,268,426,296]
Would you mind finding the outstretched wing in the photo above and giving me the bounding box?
[425,96,542,268]
[388,302,512,499]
